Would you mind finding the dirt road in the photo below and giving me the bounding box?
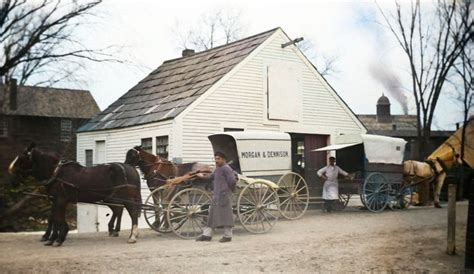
[0,202,469,272]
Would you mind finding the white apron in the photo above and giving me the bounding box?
[323,180,339,200]
[318,165,348,200]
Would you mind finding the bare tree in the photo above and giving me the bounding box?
[453,43,473,158]
[0,0,120,86]
[377,0,473,159]
[297,39,339,77]
[172,9,246,51]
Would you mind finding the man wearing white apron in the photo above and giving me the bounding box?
[317,156,349,212]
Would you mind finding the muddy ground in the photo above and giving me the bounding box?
[0,201,469,273]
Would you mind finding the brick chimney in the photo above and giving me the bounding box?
[8,78,17,111]
[182,49,195,57]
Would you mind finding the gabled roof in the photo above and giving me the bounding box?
[78,28,279,132]
[0,84,100,119]
[357,114,452,137]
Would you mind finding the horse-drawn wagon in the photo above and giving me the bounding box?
[314,134,413,212]
[139,131,310,239]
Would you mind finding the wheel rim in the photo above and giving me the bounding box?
[238,181,279,234]
[277,172,309,219]
[336,193,352,211]
[362,173,390,213]
[167,188,211,239]
[398,186,413,209]
[143,186,171,233]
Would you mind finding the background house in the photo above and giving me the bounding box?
[0,80,100,180]
[76,27,367,232]
[358,94,452,160]
[0,79,100,230]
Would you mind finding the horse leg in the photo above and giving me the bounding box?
[41,212,53,242]
[53,198,68,247]
[114,207,123,237]
[124,203,139,244]
[108,206,117,236]
[108,206,123,237]
[433,173,447,208]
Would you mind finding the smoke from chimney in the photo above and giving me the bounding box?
[369,64,408,115]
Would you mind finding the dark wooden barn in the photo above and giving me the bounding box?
[0,80,100,185]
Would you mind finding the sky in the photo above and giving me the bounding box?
[66,0,467,130]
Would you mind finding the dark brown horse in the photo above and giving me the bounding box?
[9,144,142,246]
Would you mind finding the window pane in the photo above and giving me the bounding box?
[156,136,168,160]
[85,150,93,167]
[141,138,152,154]
[224,128,244,132]
[60,119,72,142]
[0,116,7,137]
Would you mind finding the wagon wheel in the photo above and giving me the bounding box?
[362,172,390,213]
[237,181,279,234]
[143,186,171,233]
[335,193,352,211]
[397,185,413,209]
[167,188,212,239]
[277,172,309,219]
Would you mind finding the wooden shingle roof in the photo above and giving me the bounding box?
[78,28,279,132]
[0,85,100,119]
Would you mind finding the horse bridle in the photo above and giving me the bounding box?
[131,148,173,181]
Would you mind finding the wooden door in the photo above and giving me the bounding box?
[304,135,329,184]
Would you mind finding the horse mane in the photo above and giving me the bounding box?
[30,148,61,180]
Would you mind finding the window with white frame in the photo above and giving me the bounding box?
[141,138,152,154]
[156,136,168,159]
[60,119,72,142]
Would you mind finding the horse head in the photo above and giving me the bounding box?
[125,147,142,167]
[8,143,60,186]
[8,143,36,186]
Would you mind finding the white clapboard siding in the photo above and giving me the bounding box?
[179,29,365,164]
[76,121,172,233]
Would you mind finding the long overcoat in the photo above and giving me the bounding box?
[207,164,236,228]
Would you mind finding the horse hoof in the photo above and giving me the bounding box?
[40,237,48,242]
[44,241,54,246]
[112,232,119,237]
[53,241,63,247]
[127,238,137,244]
[435,203,442,208]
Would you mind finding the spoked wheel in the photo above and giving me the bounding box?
[237,181,279,234]
[397,185,413,209]
[277,172,309,219]
[362,173,390,213]
[143,186,171,233]
[335,193,352,211]
[167,188,212,239]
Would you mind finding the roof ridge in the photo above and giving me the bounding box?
[162,27,280,64]
[17,84,90,93]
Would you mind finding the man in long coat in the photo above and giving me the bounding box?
[196,151,236,242]
[317,156,349,212]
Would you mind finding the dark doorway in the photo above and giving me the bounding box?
[290,133,328,200]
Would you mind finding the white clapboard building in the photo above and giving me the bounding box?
[76,27,366,233]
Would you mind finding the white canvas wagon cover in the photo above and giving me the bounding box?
[208,131,292,177]
[313,134,407,164]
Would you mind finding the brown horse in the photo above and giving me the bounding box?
[124,146,211,190]
[124,146,211,231]
[9,144,142,246]
[403,143,462,208]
